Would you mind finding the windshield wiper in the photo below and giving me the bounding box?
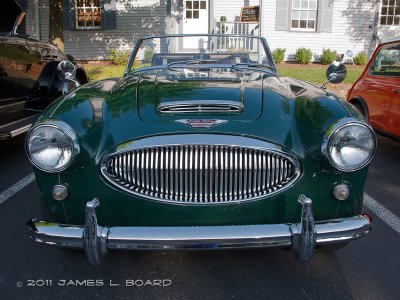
[167,59,219,68]
[231,63,276,72]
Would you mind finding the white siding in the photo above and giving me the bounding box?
[263,0,376,61]
[26,1,37,38]
[25,0,400,61]
[213,0,259,22]
[26,0,49,41]
[64,0,167,60]
[378,25,400,42]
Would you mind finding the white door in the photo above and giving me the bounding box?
[183,1,209,49]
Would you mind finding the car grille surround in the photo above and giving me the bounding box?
[101,135,301,205]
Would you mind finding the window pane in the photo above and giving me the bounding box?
[93,0,100,6]
[293,0,300,9]
[381,16,387,24]
[308,20,315,29]
[388,7,394,15]
[193,10,199,18]
[308,11,316,19]
[301,0,308,9]
[77,9,86,26]
[395,16,400,25]
[93,9,101,26]
[193,1,199,9]
[186,1,192,9]
[389,0,395,6]
[382,0,389,5]
[381,7,388,15]
[200,1,206,9]
[388,16,394,24]
[309,0,317,10]
[300,20,307,28]
[292,10,301,19]
[186,10,192,18]
[292,19,299,28]
[300,11,307,19]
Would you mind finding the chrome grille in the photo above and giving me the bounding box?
[102,136,300,204]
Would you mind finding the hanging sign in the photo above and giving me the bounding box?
[240,6,260,23]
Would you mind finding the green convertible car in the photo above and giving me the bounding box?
[26,34,376,265]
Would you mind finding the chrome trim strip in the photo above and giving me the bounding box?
[100,135,301,205]
[321,117,377,172]
[26,197,372,266]
[158,100,244,114]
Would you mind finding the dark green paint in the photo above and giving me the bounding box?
[33,70,370,227]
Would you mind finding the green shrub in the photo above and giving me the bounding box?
[272,48,286,63]
[143,47,155,61]
[108,49,130,66]
[353,52,367,66]
[295,48,313,64]
[320,48,337,65]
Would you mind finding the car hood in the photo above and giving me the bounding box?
[42,74,352,161]
[136,71,263,123]
[0,0,28,35]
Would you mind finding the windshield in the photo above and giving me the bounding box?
[126,34,275,74]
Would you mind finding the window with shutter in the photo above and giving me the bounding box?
[291,0,318,31]
[380,0,400,26]
[75,0,102,29]
[276,0,334,33]
[62,0,116,30]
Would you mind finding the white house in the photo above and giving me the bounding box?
[26,0,400,61]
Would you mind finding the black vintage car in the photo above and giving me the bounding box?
[0,0,88,140]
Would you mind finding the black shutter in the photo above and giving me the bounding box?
[62,0,76,30]
[101,0,117,30]
[276,0,289,31]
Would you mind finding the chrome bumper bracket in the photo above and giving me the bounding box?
[26,195,372,266]
[83,198,108,266]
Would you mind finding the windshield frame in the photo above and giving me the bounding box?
[124,34,276,76]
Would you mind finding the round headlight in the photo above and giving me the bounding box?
[26,121,79,172]
[323,120,376,172]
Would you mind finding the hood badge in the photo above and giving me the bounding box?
[175,119,228,129]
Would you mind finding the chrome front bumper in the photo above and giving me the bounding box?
[26,195,372,265]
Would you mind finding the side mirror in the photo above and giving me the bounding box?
[56,61,80,94]
[325,62,347,84]
[57,60,76,81]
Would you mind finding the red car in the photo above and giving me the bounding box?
[347,39,400,139]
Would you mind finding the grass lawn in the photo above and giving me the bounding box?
[277,63,364,84]
[85,62,364,85]
[84,64,126,81]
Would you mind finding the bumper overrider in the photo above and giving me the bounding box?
[26,195,372,265]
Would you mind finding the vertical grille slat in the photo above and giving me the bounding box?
[105,143,299,204]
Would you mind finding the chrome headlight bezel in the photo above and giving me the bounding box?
[321,118,376,172]
[26,120,80,173]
